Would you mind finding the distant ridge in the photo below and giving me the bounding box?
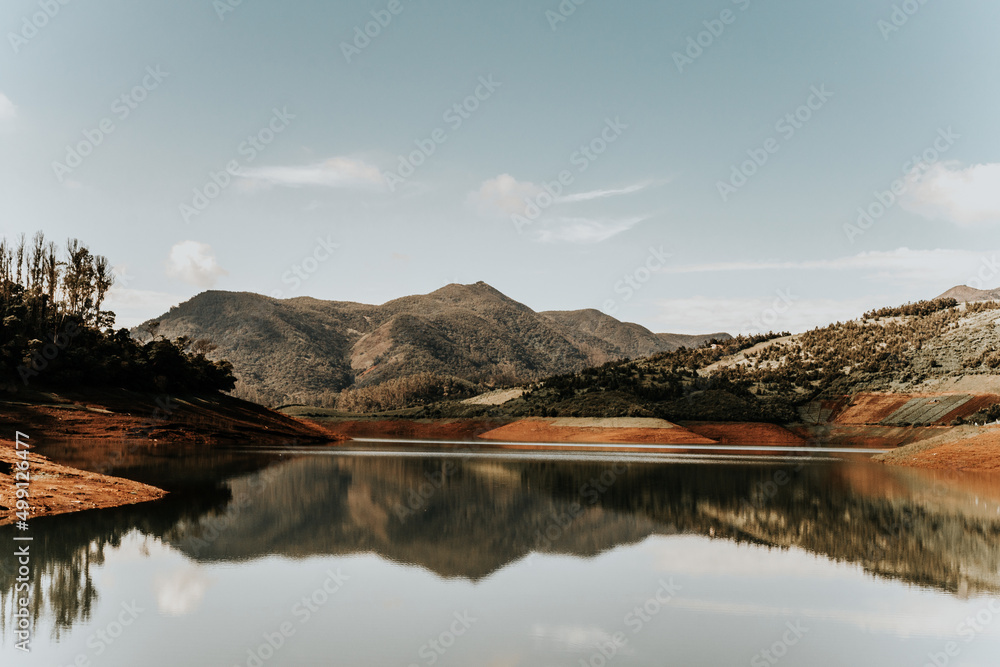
[936,285,1000,303]
[137,283,731,406]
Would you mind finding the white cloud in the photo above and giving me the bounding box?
[534,216,646,244]
[466,173,542,217]
[901,162,1000,226]
[240,156,384,190]
[0,93,15,122]
[556,180,655,204]
[166,241,227,289]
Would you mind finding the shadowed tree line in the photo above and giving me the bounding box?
[0,233,235,392]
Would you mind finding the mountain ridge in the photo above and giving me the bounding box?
[137,284,730,406]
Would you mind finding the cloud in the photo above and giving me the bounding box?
[466,174,543,217]
[0,93,15,122]
[534,216,646,244]
[467,174,652,243]
[467,175,654,218]
[901,162,1000,226]
[657,248,992,287]
[166,241,227,288]
[240,157,384,190]
[556,180,655,204]
[650,295,879,336]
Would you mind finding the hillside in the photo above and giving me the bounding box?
[936,284,1000,302]
[137,283,730,407]
[417,297,1000,425]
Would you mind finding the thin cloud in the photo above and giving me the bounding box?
[901,161,1000,226]
[556,180,656,204]
[657,248,990,286]
[533,216,646,244]
[240,156,384,190]
[467,174,655,219]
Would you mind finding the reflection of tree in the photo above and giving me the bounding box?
[0,482,233,640]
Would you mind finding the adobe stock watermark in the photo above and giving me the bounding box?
[717,85,833,202]
[842,126,958,244]
[511,117,629,234]
[967,254,1000,291]
[213,0,246,21]
[406,611,477,667]
[341,0,414,63]
[545,0,589,31]
[741,289,795,334]
[673,0,756,73]
[921,599,1000,667]
[579,577,683,667]
[878,0,935,41]
[179,106,295,224]
[235,568,350,667]
[8,0,72,55]
[51,66,170,184]
[750,621,809,666]
[269,235,339,298]
[383,75,501,192]
[602,245,672,316]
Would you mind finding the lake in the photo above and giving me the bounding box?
[2,441,1000,666]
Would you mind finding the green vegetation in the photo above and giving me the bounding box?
[1,233,235,392]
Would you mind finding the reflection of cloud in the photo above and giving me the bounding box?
[901,162,1000,226]
[530,624,617,650]
[154,567,212,616]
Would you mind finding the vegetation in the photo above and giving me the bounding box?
[0,233,235,392]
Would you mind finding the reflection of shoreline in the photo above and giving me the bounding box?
[3,451,999,639]
[0,440,165,526]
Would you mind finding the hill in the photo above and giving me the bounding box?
[137,283,730,407]
[417,297,1000,424]
[936,285,1000,302]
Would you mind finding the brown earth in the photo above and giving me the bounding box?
[0,388,343,524]
[681,422,805,447]
[477,418,716,445]
[877,425,1000,473]
[322,418,508,441]
[0,438,165,526]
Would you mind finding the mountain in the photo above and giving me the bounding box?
[136,283,730,407]
[540,308,728,360]
[936,285,1000,302]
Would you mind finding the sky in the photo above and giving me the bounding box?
[1,0,999,333]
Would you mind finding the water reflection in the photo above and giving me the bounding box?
[3,447,999,643]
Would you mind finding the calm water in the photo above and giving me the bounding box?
[3,442,1000,666]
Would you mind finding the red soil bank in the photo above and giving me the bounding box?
[835,394,913,425]
[477,419,716,445]
[325,419,508,441]
[0,439,165,526]
[896,431,1000,473]
[682,422,805,447]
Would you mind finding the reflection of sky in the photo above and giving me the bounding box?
[4,532,999,666]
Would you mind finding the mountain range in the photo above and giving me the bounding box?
[136,282,729,406]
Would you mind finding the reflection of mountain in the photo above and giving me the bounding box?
[164,455,1000,594]
[3,453,999,639]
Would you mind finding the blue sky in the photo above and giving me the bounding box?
[2,0,999,332]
